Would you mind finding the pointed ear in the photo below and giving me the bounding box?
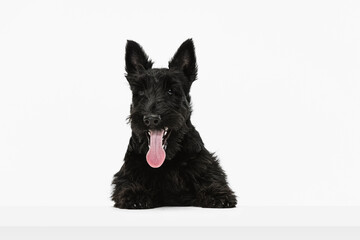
[125,40,153,74]
[169,39,197,82]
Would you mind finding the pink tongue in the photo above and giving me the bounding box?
[146,130,166,168]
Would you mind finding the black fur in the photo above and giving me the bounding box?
[111,39,237,209]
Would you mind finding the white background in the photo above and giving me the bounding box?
[0,0,359,207]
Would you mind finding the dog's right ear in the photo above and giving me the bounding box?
[125,40,153,75]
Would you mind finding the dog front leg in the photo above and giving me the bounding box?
[195,182,237,208]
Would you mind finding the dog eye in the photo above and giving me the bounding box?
[167,89,173,96]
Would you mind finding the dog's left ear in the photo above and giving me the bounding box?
[169,39,197,83]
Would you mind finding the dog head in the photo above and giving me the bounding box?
[125,39,198,167]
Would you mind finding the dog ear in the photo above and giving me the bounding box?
[125,40,153,74]
[169,39,197,82]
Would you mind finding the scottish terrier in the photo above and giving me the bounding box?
[111,39,237,209]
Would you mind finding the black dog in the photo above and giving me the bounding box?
[112,39,237,209]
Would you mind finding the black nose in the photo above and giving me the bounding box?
[143,114,161,127]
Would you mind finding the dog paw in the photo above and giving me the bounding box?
[113,189,154,209]
[196,186,237,208]
[115,197,154,209]
[126,200,153,209]
[200,194,237,208]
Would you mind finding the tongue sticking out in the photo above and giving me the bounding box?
[146,130,166,168]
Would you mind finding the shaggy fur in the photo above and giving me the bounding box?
[111,39,237,209]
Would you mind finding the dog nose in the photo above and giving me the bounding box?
[143,114,161,127]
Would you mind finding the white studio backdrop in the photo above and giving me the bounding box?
[0,0,359,207]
